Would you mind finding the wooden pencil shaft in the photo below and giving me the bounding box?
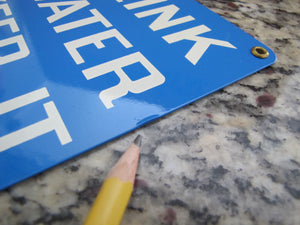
[83,135,142,225]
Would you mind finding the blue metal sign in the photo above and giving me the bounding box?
[0,0,276,190]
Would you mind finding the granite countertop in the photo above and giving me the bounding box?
[0,0,299,224]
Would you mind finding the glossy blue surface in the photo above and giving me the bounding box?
[0,0,276,190]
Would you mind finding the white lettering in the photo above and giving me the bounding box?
[135,4,194,31]
[0,35,30,65]
[125,0,167,10]
[0,3,12,16]
[54,9,112,33]
[0,87,49,115]
[64,28,132,64]
[0,17,20,33]
[38,0,90,23]
[83,52,165,108]
[0,88,72,152]
[0,102,72,151]
[163,25,236,65]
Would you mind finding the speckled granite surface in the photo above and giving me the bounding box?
[0,0,299,224]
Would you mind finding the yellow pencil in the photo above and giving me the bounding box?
[83,135,142,225]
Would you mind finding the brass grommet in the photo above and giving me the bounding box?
[251,46,269,59]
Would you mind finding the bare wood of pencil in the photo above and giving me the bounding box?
[84,135,142,225]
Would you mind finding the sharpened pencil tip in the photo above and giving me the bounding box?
[133,135,142,147]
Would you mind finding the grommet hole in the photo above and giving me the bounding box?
[251,46,269,59]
